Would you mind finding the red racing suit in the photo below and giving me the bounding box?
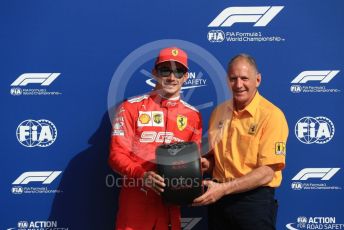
[109,93,202,230]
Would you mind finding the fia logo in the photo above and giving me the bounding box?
[18,221,29,228]
[16,119,57,147]
[297,216,308,225]
[10,87,23,96]
[11,186,24,194]
[291,182,302,190]
[295,116,334,144]
[290,85,302,93]
[208,30,225,42]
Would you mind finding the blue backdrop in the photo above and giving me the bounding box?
[1,1,344,229]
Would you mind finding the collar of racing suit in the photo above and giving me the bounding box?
[152,93,180,108]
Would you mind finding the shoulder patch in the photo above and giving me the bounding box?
[127,94,150,103]
[180,100,199,112]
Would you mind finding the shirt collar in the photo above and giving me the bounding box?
[230,91,261,117]
[151,92,180,108]
[244,91,260,117]
[158,94,180,101]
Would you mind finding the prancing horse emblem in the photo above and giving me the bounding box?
[177,115,187,131]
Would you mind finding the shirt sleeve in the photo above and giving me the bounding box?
[258,108,289,170]
[108,101,146,178]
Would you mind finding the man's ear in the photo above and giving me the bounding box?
[183,71,189,81]
[226,74,231,89]
[256,73,262,87]
[152,68,163,91]
[152,68,159,81]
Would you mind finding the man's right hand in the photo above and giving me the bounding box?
[201,153,214,173]
[143,171,166,195]
[201,157,210,172]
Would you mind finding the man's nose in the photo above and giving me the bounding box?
[166,72,178,80]
[235,78,243,88]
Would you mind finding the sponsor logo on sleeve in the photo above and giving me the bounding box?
[275,142,286,155]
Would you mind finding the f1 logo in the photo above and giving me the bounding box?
[11,73,60,86]
[292,168,340,181]
[291,71,340,83]
[12,171,62,185]
[181,218,202,230]
[208,6,284,27]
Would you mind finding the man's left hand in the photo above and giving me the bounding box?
[192,180,226,206]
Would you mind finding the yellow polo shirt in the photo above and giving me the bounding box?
[208,91,288,187]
